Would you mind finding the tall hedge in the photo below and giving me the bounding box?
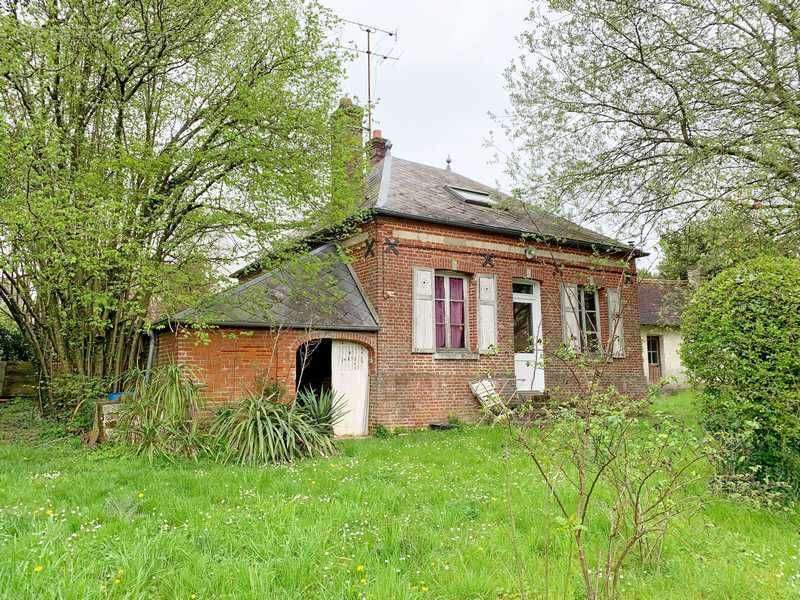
[681,256,800,491]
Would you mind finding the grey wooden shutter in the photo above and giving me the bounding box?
[560,283,581,351]
[607,288,625,357]
[477,274,497,352]
[412,266,435,353]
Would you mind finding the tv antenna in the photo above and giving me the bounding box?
[341,18,398,136]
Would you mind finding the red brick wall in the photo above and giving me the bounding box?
[155,331,178,366]
[155,215,647,428]
[345,216,647,428]
[155,327,376,413]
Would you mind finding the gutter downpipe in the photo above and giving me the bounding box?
[145,330,156,376]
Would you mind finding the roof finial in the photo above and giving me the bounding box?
[445,154,452,171]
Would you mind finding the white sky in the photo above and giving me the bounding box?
[324,0,529,190]
[323,1,661,269]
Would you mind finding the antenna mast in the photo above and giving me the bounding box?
[341,18,398,136]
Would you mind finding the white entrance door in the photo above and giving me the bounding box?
[331,341,369,436]
[513,281,545,392]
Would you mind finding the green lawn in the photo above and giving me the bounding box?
[0,393,798,599]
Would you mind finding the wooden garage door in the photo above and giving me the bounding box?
[331,341,369,437]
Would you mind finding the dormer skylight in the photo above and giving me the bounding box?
[446,185,497,207]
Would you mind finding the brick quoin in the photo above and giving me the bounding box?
[154,215,647,428]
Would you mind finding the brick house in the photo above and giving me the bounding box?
[154,131,648,434]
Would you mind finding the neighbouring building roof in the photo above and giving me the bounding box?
[365,153,640,255]
[166,245,379,332]
[638,279,689,327]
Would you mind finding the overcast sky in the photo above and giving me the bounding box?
[324,0,529,190]
[323,1,660,268]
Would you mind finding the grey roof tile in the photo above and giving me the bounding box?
[365,155,635,252]
[638,279,689,327]
[171,245,378,331]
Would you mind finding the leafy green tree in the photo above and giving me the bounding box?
[658,210,791,280]
[501,0,800,239]
[682,256,800,494]
[0,0,347,386]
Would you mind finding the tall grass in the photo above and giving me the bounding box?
[0,391,797,598]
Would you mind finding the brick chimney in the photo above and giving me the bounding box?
[368,129,391,165]
[330,97,365,212]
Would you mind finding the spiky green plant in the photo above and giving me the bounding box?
[211,391,336,465]
[295,387,346,436]
[117,363,205,461]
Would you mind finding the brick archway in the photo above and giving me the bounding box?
[290,331,377,375]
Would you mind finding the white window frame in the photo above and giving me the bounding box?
[434,271,469,351]
[576,285,602,354]
[512,279,541,353]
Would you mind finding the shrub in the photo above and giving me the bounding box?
[211,390,336,465]
[682,256,800,494]
[0,317,32,361]
[46,374,108,430]
[373,424,392,439]
[295,387,345,436]
[117,363,206,462]
[513,386,706,598]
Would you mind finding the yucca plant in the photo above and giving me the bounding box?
[116,363,205,461]
[295,387,346,436]
[211,391,336,465]
[119,363,202,424]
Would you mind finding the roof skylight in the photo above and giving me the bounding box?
[446,185,496,207]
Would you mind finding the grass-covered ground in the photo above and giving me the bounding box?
[0,392,798,599]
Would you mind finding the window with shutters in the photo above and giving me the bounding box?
[434,273,467,350]
[563,284,601,353]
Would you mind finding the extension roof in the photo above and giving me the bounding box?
[638,279,689,327]
[167,244,378,331]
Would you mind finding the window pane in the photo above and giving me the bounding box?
[585,330,600,353]
[449,277,464,301]
[450,298,464,349]
[435,299,446,349]
[513,302,532,353]
[584,305,599,352]
[582,289,596,311]
[436,324,447,348]
[647,336,660,365]
[513,282,533,295]
[450,300,464,325]
[434,276,445,299]
[584,306,598,333]
[450,325,465,348]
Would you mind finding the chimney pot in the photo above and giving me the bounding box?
[368,130,390,165]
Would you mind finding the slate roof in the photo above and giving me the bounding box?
[638,279,689,327]
[169,245,378,331]
[207,147,641,331]
[365,154,639,254]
